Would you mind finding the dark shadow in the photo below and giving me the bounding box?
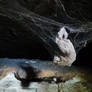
[74,42,92,66]
[0,15,52,61]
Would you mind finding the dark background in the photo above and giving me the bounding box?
[0,0,92,66]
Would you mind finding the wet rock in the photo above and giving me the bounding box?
[0,71,92,92]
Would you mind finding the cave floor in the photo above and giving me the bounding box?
[0,58,92,92]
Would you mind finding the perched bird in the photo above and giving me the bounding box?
[54,27,76,66]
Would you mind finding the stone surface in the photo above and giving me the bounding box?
[0,0,92,62]
[0,0,92,91]
[0,71,92,92]
[0,58,92,92]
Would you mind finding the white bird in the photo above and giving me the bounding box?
[53,27,76,66]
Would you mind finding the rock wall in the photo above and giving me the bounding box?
[0,0,92,60]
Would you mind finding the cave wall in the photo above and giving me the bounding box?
[0,0,92,65]
[74,42,92,66]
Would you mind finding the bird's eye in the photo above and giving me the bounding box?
[65,27,70,34]
[62,34,65,39]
